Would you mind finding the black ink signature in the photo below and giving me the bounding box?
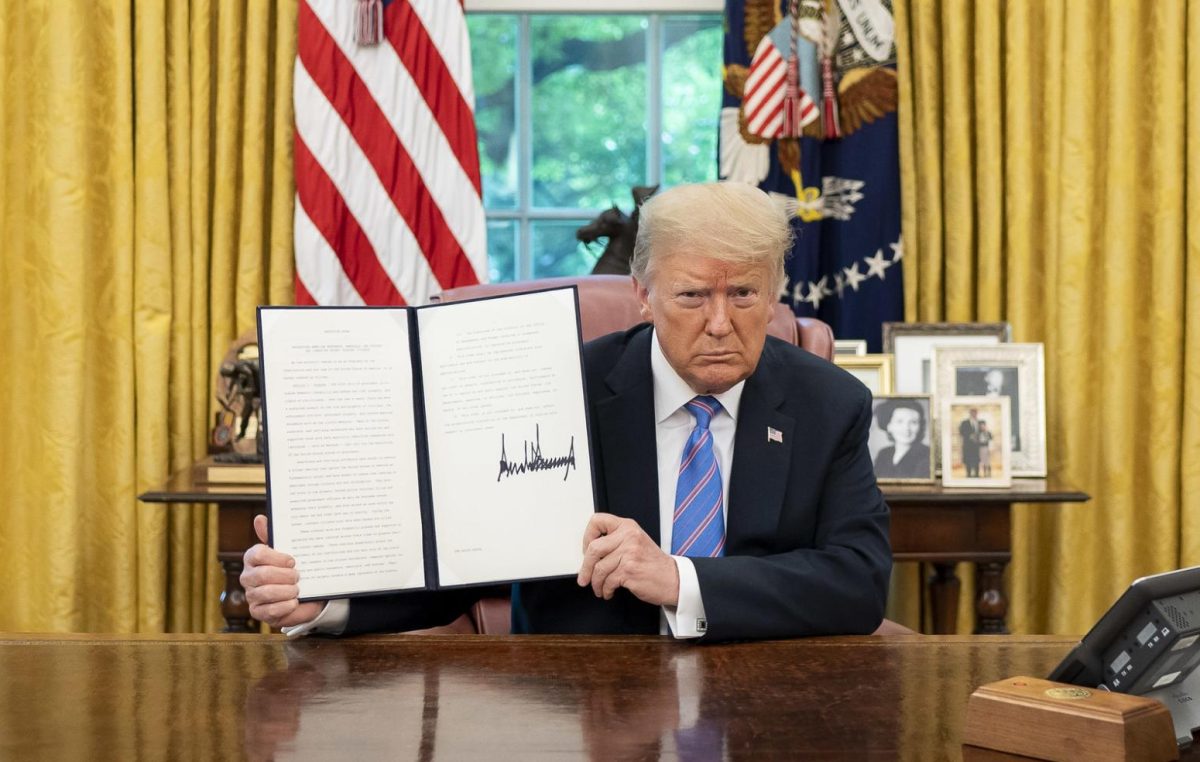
[497,424,577,482]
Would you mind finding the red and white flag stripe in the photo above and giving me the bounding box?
[404,0,476,108]
[743,36,817,139]
[294,0,486,306]
[743,41,786,137]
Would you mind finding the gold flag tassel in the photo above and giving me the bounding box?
[820,0,841,139]
[781,0,805,138]
[355,0,384,46]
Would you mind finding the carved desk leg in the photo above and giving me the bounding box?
[974,560,1011,634]
[889,501,1014,635]
[217,502,261,633]
[219,552,254,633]
[928,563,961,635]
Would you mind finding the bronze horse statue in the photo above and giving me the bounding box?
[577,185,658,275]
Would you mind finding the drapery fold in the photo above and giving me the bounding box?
[895,0,1200,633]
[0,0,296,632]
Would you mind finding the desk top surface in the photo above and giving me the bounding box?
[140,465,1088,506]
[883,478,1089,505]
[0,633,1164,760]
[139,465,266,503]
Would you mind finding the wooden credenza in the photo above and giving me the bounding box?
[885,480,1089,634]
[139,469,1087,635]
[140,469,266,633]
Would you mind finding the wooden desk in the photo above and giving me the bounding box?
[0,633,1190,760]
[140,470,1087,635]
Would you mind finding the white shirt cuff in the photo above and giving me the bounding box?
[281,598,350,638]
[662,556,708,638]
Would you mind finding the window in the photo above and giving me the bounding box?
[466,12,723,281]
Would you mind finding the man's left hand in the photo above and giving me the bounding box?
[577,513,679,607]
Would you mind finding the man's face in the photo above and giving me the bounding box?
[634,252,775,394]
[984,370,1004,395]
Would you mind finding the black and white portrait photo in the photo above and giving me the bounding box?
[955,365,1020,451]
[868,396,934,483]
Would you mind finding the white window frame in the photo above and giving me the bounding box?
[465,5,723,280]
[467,1,722,12]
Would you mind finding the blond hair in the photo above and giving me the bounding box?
[631,182,791,289]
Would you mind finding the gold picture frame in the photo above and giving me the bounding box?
[940,396,1013,488]
[834,354,894,396]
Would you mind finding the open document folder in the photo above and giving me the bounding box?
[257,287,597,601]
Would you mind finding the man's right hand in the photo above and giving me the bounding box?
[241,515,325,628]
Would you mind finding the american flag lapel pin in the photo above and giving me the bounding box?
[767,427,783,444]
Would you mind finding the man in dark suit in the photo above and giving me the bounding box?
[242,182,891,641]
[959,408,981,477]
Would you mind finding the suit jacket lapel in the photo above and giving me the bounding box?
[593,329,661,545]
[727,344,794,551]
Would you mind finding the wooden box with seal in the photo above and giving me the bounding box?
[962,676,1178,761]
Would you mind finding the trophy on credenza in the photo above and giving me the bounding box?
[195,329,266,485]
[214,358,262,461]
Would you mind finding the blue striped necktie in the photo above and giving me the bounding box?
[672,396,725,557]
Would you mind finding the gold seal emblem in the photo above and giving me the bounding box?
[1045,687,1092,700]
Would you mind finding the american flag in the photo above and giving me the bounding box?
[743,20,816,140]
[293,0,486,306]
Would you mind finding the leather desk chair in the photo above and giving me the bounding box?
[433,274,835,358]
[423,274,912,637]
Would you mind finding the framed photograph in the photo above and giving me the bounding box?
[940,396,1012,488]
[834,354,894,396]
[882,322,1011,394]
[932,343,1046,477]
[869,395,935,483]
[833,339,868,356]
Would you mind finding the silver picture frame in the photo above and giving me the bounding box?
[869,395,936,484]
[932,343,1047,477]
[833,339,868,356]
[882,322,1011,394]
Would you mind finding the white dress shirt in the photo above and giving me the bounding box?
[650,329,741,638]
[285,328,742,639]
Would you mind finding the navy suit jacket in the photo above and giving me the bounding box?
[344,324,892,641]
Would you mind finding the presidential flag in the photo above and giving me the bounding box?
[720,0,902,352]
[294,0,486,306]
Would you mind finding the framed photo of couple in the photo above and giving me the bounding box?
[868,395,935,484]
[931,344,1047,477]
[940,396,1012,487]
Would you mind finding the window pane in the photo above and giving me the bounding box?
[661,15,721,186]
[467,14,518,209]
[530,15,648,209]
[486,219,517,282]
[531,220,598,278]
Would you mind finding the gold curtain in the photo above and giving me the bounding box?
[0,1,296,632]
[894,0,1200,633]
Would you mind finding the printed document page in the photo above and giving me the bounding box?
[259,308,426,599]
[417,289,595,586]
